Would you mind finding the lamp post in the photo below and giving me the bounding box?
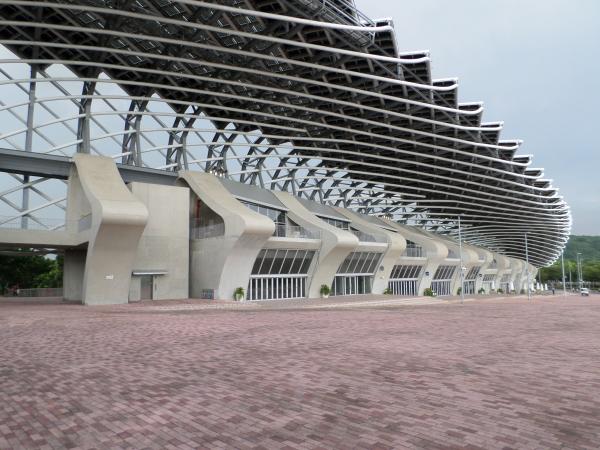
[458,214,465,304]
[561,251,567,297]
[525,233,531,301]
[577,252,583,291]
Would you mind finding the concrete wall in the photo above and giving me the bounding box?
[128,183,190,301]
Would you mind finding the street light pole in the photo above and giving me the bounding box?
[561,251,567,298]
[458,214,465,304]
[525,233,531,301]
[577,252,583,291]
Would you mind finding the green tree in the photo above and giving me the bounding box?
[0,251,63,294]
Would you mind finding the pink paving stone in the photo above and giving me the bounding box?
[1,294,600,449]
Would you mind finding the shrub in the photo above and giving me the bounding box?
[497,288,504,294]
[320,284,330,296]
[456,287,462,295]
[234,286,245,300]
[478,287,486,295]
[383,287,392,295]
[424,287,435,297]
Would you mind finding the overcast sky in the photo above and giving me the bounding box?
[358,0,600,235]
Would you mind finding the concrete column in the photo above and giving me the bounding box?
[473,247,494,293]
[63,248,86,302]
[449,242,479,296]
[495,254,512,293]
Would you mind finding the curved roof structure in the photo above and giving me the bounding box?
[0,0,571,266]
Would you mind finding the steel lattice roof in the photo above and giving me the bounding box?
[0,0,571,266]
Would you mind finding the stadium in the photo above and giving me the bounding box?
[0,0,571,304]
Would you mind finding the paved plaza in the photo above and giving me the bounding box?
[1,294,600,450]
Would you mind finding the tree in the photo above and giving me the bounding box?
[0,251,63,295]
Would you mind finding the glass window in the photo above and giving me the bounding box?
[281,249,296,274]
[251,250,265,274]
[355,252,370,274]
[290,250,306,274]
[338,253,352,273]
[259,249,277,275]
[271,249,287,275]
[366,253,381,274]
[300,251,315,273]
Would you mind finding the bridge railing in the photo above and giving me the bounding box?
[0,215,92,232]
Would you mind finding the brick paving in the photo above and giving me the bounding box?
[1,294,600,449]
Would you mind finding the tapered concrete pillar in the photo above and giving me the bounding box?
[273,191,358,298]
[178,171,274,300]
[334,209,406,294]
[473,247,494,293]
[63,248,86,302]
[378,218,447,296]
[66,154,148,305]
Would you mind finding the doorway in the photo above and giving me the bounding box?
[140,275,153,300]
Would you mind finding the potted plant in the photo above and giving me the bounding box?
[320,284,330,299]
[424,287,435,297]
[497,288,504,294]
[383,287,392,295]
[234,286,245,301]
[478,287,486,295]
[456,287,462,296]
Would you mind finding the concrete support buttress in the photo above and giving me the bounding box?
[473,247,494,293]
[273,191,358,298]
[442,238,478,296]
[379,219,447,295]
[335,209,406,294]
[178,171,274,300]
[66,154,148,305]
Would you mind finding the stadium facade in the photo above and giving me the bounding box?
[0,0,570,304]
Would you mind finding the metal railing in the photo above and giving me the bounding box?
[402,245,424,258]
[190,221,225,239]
[447,249,459,259]
[350,229,377,242]
[430,280,451,296]
[0,215,67,231]
[78,214,92,232]
[8,287,64,297]
[273,224,320,239]
[247,275,308,301]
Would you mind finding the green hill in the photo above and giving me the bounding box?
[564,235,600,261]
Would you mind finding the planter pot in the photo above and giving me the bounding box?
[321,294,330,299]
[235,294,245,302]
